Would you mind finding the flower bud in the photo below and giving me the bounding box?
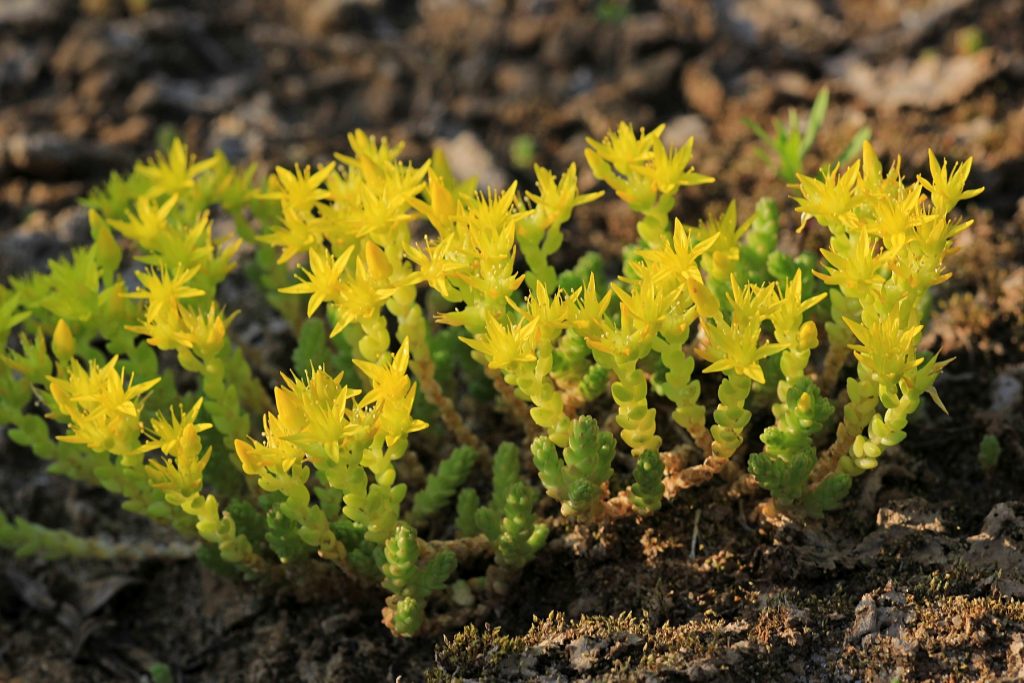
[797,320,819,350]
[52,319,75,363]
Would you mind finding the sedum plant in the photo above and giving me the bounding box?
[0,125,979,635]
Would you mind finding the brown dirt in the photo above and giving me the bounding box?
[2,0,1024,681]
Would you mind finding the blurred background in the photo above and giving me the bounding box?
[1,0,1021,274]
[2,1,1024,680]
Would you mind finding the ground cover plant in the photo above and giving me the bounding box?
[2,2,1023,680]
[0,119,980,638]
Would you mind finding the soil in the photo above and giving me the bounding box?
[2,0,1024,681]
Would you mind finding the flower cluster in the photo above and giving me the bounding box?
[0,125,978,635]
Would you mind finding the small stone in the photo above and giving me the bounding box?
[436,131,509,190]
[848,594,878,642]
[662,115,710,147]
[568,636,602,672]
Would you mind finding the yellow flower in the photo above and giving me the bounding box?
[235,426,300,476]
[233,373,323,475]
[111,195,178,251]
[460,315,538,370]
[48,356,160,457]
[611,276,674,343]
[405,236,464,299]
[177,304,239,359]
[458,185,521,260]
[690,201,750,279]
[793,161,862,232]
[699,279,785,384]
[279,368,360,446]
[918,150,983,217]
[639,218,719,286]
[125,315,193,353]
[308,130,428,249]
[815,230,887,297]
[326,245,398,337]
[585,122,664,176]
[770,276,826,340]
[262,162,336,214]
[136,138,218,197]
[409,168,459,235]
[144,422,212,497]
[844,314,924,387]
[335,130,405,178]
[279,245,354,317]
[145,399,212,456]
[324,176,423,244]
[524,163,603,230]
[237,366,362,476]
[586,123,712,205]
[261,205,325,265]
[352,339,428,444]
[638,136,714,194]
[726,277,778,329]
[124,265,206,323]
[572,274,613,337]
[702,323,785,384]
[144,400,213,497]
[353,338,414,407]
[509,281,576,345]
[865,185,922,255]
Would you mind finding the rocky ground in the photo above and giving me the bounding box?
[2,0,1024,680]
